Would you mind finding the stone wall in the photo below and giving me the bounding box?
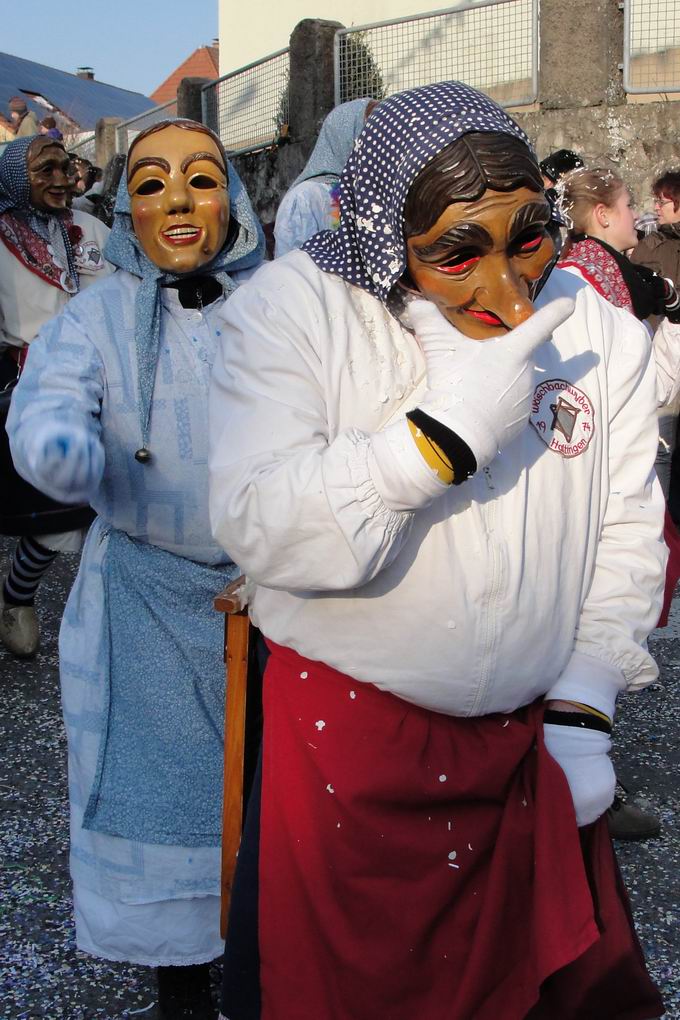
[179,1,680,227]
[515,0,680,212]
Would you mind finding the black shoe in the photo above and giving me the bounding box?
[157,963,217,1020]
[607,795,661,841]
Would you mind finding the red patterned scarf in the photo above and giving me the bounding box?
[559,236,633,312]
[0,210,82,292]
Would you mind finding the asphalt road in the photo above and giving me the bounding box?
[1,536,678,1019]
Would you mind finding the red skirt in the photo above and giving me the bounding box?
[256,642,663,1020]
[658,508,680,627]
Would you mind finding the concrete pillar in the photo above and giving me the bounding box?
[288,19,342,155]
[539,0,623,109]
[95,117,122,166]
[177,77,212,123]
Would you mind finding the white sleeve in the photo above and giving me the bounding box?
[651,317,680,408]
[208,279,441,592]
[274,181,334,258]
[546,314,667,708]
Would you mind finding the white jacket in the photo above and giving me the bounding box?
[0,208,112,350]
[209,252,666,718]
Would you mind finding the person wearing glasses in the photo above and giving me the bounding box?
[632,170,680,298]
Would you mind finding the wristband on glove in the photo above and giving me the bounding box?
[406,408,477,485]
[406,418,454,484]
[543,709,612,735]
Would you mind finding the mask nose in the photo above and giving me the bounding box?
[475,254,535,329]
[165,180,193,215]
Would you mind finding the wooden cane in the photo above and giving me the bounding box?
[214,576,251,939]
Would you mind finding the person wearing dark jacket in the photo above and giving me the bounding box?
[632,170,680,291]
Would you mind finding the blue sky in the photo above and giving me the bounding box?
[1,0,219,97]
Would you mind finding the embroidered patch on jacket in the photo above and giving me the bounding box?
[74,241,104,272]
[530,379,595,458]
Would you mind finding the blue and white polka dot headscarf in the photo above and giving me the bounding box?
[302,81,534,304]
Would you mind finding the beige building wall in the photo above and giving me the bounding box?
[218,1,442,75]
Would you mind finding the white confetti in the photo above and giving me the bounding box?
[448,850,457,861]
[468,843,474,851]
[448,863,460,869]
[326,783,335,793]
[315,720,326,731]
[439,774,447,783]
[502,719,509,727]
[447,821,452,831]
[300,671,308,679]
[349,690,357,699]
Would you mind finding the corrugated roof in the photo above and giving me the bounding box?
[151,46,219,105]
[0,51,155,130]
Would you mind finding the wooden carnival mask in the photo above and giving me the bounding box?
[404,133,555,341]
[27,137,74,213]
[127,122,230,274]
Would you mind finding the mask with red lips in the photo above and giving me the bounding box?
[403,132,555,341]
[127,123,229,274]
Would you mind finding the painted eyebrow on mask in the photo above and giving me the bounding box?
[509,201,551,237]
[31,156,71,172]
[180,152,226,175]
[411,221,493,261]
[127,156,172,181]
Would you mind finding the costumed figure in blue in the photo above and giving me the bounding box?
[7,119,264,1020]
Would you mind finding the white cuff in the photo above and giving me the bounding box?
[369,418,449,512]
[544,650,623,720]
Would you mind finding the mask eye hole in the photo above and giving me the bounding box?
[135,178,164,196]
[189,173,219,190]
[437,249,481,276]
[512,228,546,256]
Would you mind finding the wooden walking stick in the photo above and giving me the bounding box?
[214,575,252,939]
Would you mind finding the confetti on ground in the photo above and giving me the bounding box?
[1,536,678,1017]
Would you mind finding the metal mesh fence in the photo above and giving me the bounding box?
[116,98,178,156]
[334,0,537,109]
[67,133,97,162]
[202,49,290,157]
[624,0,680,93]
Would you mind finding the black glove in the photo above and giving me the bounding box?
[632,264,680,322]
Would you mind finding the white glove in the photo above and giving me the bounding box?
[543,724,616,826]
[24,420,104,504]
[407,296,575,470]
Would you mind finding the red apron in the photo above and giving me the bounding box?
[257,641,663,1020]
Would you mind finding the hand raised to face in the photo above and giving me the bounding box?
[127,124,230,274]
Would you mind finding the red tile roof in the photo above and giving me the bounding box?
[151,46,219,104]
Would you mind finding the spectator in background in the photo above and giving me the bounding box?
[39,116,63,141]
[631,170,680,291]
[273,97,377,257]
[539,147,585,191]
[69,156,104,214]
[8,96,40,138]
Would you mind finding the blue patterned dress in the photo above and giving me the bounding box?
[8,271,242,964]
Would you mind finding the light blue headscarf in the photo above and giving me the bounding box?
[104,143,264,456]
[293,98,371,187]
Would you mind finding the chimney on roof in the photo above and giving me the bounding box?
[212,38,219,48]
[76,67,95,80]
